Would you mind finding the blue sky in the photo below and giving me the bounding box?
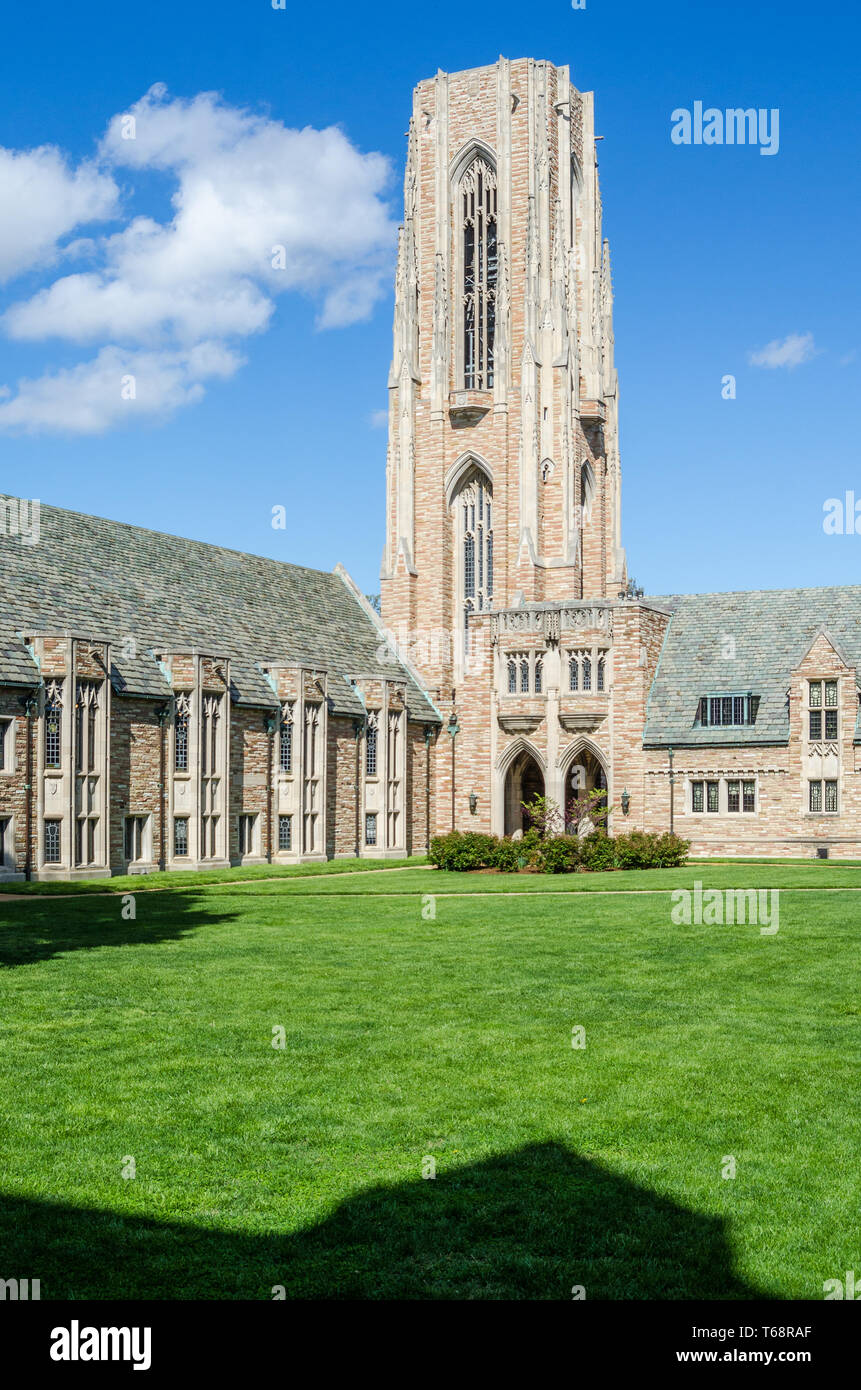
[0,0,858,598]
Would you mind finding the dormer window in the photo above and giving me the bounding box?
[696,694,759,728]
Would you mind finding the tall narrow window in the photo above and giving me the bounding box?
[202,696,219,777]
[175,694,190,773]
[174,818,188,857]
[366,712,378,777]
[75,681,99,773]
[459,471,493,640]
[461,156,497,389]
[44,682,63,769]
[279,704,293,772]
[44,820,61,863]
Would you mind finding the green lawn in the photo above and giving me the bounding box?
[0,862,859,1299]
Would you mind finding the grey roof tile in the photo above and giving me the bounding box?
[0,504,439,722]
[643,586,861,746]
[0,623,39,687]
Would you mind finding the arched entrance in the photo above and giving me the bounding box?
[564,747,608,832]
[503,750,545,836]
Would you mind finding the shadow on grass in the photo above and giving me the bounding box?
[0,892,235,969]
[0,1142,769,1299]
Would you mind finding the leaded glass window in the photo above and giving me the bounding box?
[44,820,61,863]
[461,156,497,390]
[280,704,293,773]
[175,694,190,773]
[174,818,188,857]
[366,713,378,777]
[44,682,63,769]
[458,471,493,640]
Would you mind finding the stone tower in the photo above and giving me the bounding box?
[380,56,626,703]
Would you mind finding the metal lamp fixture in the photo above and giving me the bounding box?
[621,788,630,816]
[468,791,478,815]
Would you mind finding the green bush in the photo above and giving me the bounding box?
[653,832,690,867]
[492,838,522,872]
[428,828,690,873]
[429,831,498,871]
[579,831,617,872]
[538,835,582,874]
[614,830,690,869]
[614,831,660,869]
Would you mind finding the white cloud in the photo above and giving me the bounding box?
[0,342,243,435]
[0,146,118,282]
[4,85,395,345]
[748,332,818,370]
[368,408,388,428]
[0,85,396,434]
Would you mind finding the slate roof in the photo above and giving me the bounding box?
[0,503,439,723]
[0,621,39,688]
[642,586,861,747]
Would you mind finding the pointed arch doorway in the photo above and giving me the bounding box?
[564,746,608,832]
[503,749,545,836]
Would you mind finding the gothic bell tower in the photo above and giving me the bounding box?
[380,57,626,700]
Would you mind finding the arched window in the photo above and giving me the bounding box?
[174,693,190,773]
[45,680,63,769]
[580,461,596,524]
[457,469,493,638]
[365,712,378,777]
[460,156,497,389]
[279,703,293,773]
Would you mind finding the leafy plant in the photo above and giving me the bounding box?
[520,795,564,839]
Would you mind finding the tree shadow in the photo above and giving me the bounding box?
[0,1142,773,1299]
[0,891,236,969]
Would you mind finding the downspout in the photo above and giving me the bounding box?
[424,724,433,852]
[21,688,39,881]
[156,704,170,871]
[353,719,363,857]
[264,709,278,861]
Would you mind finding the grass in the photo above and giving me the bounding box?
[0,862,859,1299]
[0,854,428,895]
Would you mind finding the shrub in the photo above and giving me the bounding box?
[538,835,581,874]
[429,831,498,871]
[653,832,690,868]
[614,830,690,869]
[492,838,522,873]
[614,831,661,869]
[579,831,617,872]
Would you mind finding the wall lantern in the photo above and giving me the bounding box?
[620,788,630,816]
[447,712,460,738]
[468,791,478,815]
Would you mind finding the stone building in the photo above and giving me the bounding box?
[378,56,861,860]
[0,507,439,880]
[1,56,859,878]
